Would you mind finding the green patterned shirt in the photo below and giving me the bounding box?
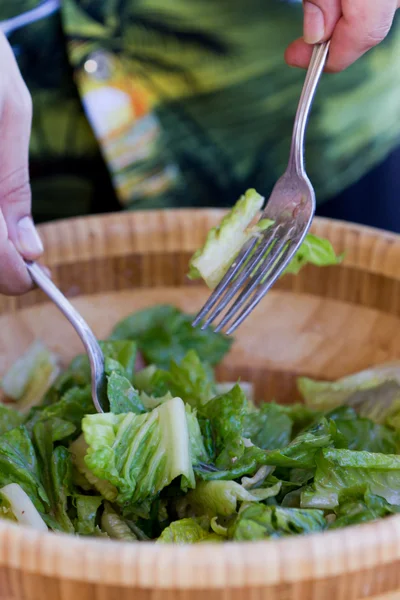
[2,1,400,222]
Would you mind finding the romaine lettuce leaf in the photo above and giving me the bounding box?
[25,385,95,436]
[69,435,118,501]
[1,341,60,413]
[109,305,232,369]
[33,421,75,533]
[107,372,145,415]
[188,189,341,290]
[82,397,195,504]
[0,426,48,514]
[243,403,293,450]
[186,405,209,464]
[101,502,137,540]
[203,384,249,469]
[177,480,281,518]
[73,495,103,535]
[330,489,400,529]
[232,503,325,540]
[157,517,223,544]
[188,189,265,289]
[301,448,400,510]
[297,363,400,416]
[0,404,24,435]
[326,406,399,454]
[150,350,215,408]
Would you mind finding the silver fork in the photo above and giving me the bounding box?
[193,42,330,335]
[25,261,108,414]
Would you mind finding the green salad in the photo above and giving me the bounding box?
[1,190,399,543]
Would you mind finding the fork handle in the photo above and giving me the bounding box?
[288,41,330,174]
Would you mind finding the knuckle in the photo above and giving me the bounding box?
[0,166,31,204]
[363,24,390,49]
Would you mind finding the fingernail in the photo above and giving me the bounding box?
[17,216,43,257]
[303,1,325,44]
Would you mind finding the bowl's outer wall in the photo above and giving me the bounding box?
[1,211,400,600]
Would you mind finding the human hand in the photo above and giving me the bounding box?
[0,31,43,295]
[285,0,400,72]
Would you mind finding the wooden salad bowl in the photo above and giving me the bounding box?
[1,210,400,600]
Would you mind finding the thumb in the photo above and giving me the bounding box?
[303,0,342,44]
[0,33,42,295]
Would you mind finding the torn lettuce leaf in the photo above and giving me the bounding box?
[188,188,341,290]
[1,341,60,413]
[243,403,293,451]
[203,384,249,469]
[186,405,209,464]
[177,480,282,518]
[149,350,215,408]
[70,435,118,501]
[109,305,232,369]
[329,489,400,529]
[101,502,137,540]
[188,189,264,289]
[107,371,145,415]
[232,503,326,540]
[326,406,400,454]
[301,448,400,510]
[0,426,48,513]
[33,421,75,533]
[297,363,400,417]
[73,495,103,535]
[82,397,195,504]
[157,517,223,544]
[0,405,25,435]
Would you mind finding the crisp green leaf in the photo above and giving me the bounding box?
[157,517,222,543]
[329,489,400,529]
[107,372,145,415]
[232,503,325,540]
[33,421,74,533]
[109,305,232,368]
[263,419,333,469]
[101,502,137,540]
[150,350,215,408]
[327,407,399,454]
[69,435,118,501]
[0,404,24,435]
[203,384,248,469]
[177,480,281,518]
[74,495,103,535]
[297,363,400,416]
[82,397,195,504]
[188,189,264,289]
[188,189,341,290]
[243,403,293,450]
[25,385,96,435]
[0,426,48,512]
[1,341,60,413]
[302,448,400,510]
[186,405,208,464]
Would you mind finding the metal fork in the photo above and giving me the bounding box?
[25,261,108,414]
[193,42,330,335]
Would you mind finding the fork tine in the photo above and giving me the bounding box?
[214,229,292,332]
[223,241,296,335]
[191,236,258,327]
[200,223,284,330]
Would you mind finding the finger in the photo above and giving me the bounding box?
[0,34,42,295]
[325,0,398,72]
[303,0,342,44]
[286,0,398,71]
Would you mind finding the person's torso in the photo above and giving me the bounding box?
[2,0,400,221]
